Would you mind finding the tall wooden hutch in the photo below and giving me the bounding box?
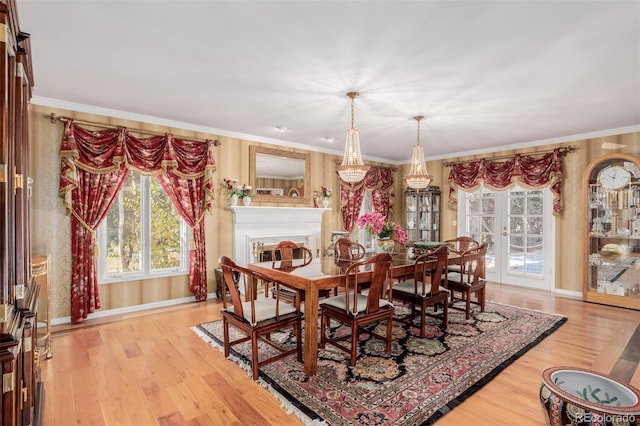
[404,187,441,242]
[0,1,41,425]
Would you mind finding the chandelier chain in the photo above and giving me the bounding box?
[351,96,355,129]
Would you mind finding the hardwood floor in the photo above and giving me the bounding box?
[41,283,640,425]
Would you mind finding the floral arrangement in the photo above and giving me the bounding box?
[357,211,408,243]
[321,186,332,198]
[236,184,253,199]
[222,178,253,199]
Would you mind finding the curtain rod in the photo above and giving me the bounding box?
[43,112,221,146]
[443,146,576,167]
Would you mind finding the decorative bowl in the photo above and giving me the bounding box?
[540,366,640,425]
[600,243,629,261]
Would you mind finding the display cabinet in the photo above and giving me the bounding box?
[0,2,41,425]
[32,256,52,360]
[404,186,441,242]
[583,154,640,310]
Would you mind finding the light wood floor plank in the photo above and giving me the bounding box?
[42,282,640,425]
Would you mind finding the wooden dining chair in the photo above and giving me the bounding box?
[444,236,479,273]
[219,256,303,380]
[319,253,395,366]
[268,241,313,306]
[391,245,449,337]
[446,243,487,320]
[333,237,366,262]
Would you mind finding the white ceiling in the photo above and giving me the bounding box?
[17,0,640,163]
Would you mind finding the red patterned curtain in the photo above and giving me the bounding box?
[155,135,215,300]
[60,120,216,323]
[339,167,394,232]
[448,149,564,215]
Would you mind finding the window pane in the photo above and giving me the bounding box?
[509,197,525,215]
[510,217,525,234]
[527,217,543,235]
[105,171,141,273]
[481,196,495,215]
[527,196,543,215]
[468,197,481,214]
[150,179,183,270]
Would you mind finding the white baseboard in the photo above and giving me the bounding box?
[552,288,582,299]
[50,292,218,326]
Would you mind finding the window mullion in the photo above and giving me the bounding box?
[142,175,151,275]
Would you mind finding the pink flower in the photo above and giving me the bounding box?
[357,211,407,243]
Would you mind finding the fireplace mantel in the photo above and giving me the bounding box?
[229,206,330,266]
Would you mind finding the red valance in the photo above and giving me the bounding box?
[447,149,565,215]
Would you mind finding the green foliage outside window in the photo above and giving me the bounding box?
[104,171,183,275]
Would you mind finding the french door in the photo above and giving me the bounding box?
[457,184,555,290]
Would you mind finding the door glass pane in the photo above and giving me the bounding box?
[468,216,482,233]
[105,171,142,273]
[527,194,543,215]
[468,197,481,214]
[510,195,525,215]
[481,195,495,215]
[510,216,525,233]
[507,186,544,278]
[527,217,543,235]
[464,187,495,273]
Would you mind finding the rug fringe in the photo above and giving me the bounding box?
[191,326,326,425]
[257,379,328,426]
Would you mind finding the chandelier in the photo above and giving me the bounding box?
[404,115,432,189]
[336,92,369,183]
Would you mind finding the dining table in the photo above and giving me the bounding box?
[248,250,457,376]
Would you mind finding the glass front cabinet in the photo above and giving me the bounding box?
[584,154,640,310]
[404,187,441,242]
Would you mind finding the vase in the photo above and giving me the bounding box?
[322,198,330,208]
[242,197,251,206]
[374,238,395,254]
[539,366,640,426]
[230,194,238,206]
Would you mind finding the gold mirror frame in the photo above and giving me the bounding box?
[249,145,310,204]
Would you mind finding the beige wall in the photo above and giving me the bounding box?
[29,104,400,320]
[29,104,639,320]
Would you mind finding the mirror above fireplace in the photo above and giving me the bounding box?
[249,145,310,204]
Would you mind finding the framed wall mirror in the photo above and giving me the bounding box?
[249,146,310,204]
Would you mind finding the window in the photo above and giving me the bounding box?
[355,191,375,252]
[97,171,189,283]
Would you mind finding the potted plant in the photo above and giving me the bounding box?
[222,178,240,206]
[237,184,253,206]
[357,211,407,253]
[321,186,332,208]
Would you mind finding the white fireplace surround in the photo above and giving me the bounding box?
[229,206,329,266]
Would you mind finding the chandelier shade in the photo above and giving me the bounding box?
[404,115,432,189]
[337,92,369,183]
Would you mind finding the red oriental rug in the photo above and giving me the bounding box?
[193,301,566,425]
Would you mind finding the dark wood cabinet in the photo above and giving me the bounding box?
[0,1,40,424]
[404,187,441,242]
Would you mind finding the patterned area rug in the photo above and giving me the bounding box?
[193,301,566,425]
